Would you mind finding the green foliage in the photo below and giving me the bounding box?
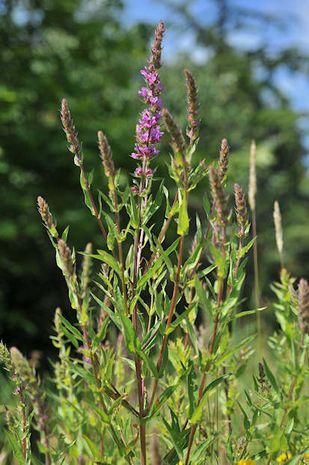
[0,20,308,465]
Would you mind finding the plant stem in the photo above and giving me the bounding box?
[19,387,28,461]
[83,324,133,464]
[145,192,178,272]
[111,183,128,311]
[132,186,148,465]
[184,224,226,465]
[252,209,260,333]
[147,234,185,412]
[80,164,108,241]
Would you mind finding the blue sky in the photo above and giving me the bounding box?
[123,0,309,151]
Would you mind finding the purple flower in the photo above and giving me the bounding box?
[134,166,154,178]
[138,87,150,99]
[140,68,158,85]
[131,145,159,160]
[131,23,165,185]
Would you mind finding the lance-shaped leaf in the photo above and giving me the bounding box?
[190,375,228,424]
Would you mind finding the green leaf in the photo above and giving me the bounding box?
[104,214,118,251]
[238,237,256,259]
[187,361,196,418]
[147,382,179,418]
[234,306,267,319]
[80,171,96,215]
[191,375,227,424]
[238,401,250,430]
[144,181,164,223]
[177,189,189,236]
[58,314,83,348]
[137,238,180,290]
[137,348,158,378]
[115,288,137,354]
[82,435,100,459]
[96,250,121,277]
[166,304,197,335]
[263,358,279,393]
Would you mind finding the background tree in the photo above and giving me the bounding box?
[0,0,150,353]
[158,0,309,310]
[0,0,308,353]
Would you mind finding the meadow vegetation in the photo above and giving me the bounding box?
[0,20,308,465]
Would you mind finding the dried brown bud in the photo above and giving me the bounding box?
[149,21,165,70]
[184,69,199,144]
[258,362,269,394]
[234,183,248,238]
[57,239,75,278]
[273,201,283,259]
[162,108,186,156]
[218,138,229,181]
[298,278,309,335]
[209,166,229,226]
[37,196,56,232]
[98,130,115,179]
[60,98,82,164]
[248,140,257,211]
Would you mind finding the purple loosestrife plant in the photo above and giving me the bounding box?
[1,21,309,465]
[131,21,164,191]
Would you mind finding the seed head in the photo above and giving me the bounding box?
[218,138,229,181]
[54,308,63,339]
[37,196,56,232]
[10,347,36,387]
[298,278,309,335]
[162,108,186,157]
[0,342,12,371]
[60,98,82,165]
[149,21,165,70]
[98,130,115,179]
[248,140,257,211]
[57,239,75,278]
[209,165,229,226]
[234,184,248,238]
[184,69,199,144]
[258,362,269,394]
[273,201,283,259]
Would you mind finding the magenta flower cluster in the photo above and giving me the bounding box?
[131,66,163,179]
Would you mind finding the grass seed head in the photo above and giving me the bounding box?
[184,69,199,144]
[98,130,115,179]
[163,108,186,157]
[149,21,165,70]
[60,98,82,165]
[37,196,56,232]
[58,239,75,278]
[234,183,248,238]
[209,165,229,226]
[218,138,229,181]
